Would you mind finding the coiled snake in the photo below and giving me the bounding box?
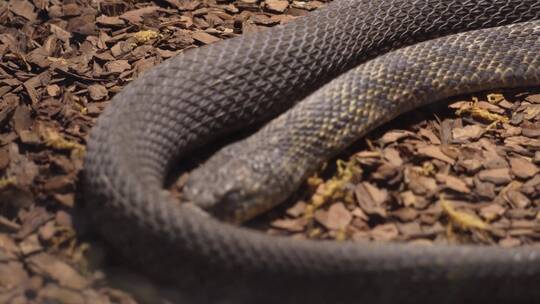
[82,0,540,303]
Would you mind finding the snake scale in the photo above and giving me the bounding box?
[81,0,540,303]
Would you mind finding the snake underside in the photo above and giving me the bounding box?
[82,1,540,303]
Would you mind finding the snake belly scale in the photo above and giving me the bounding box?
[82,1,540,303]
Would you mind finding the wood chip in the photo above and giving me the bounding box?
[355,182,388,217]
[27,253,89,289]
[265,0,289,13]
[436,173,470,193]
[8,0,37,21]
[478,168,512,185]
[510,156,540,179]
[4,0,540,301]
[370,223,399,241]
[192,31,221,44]
[452,124,485,142]
[417,145,456,164]
[271,217,307,232]
[88,84,108,101]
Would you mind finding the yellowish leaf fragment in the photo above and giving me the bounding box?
[487,93,505,104]
[441,198,488,231]
[334,228,347,241]
[307,176,323,188]
[308,227,322,239]
[305,159,360,219]
[133,30,160,44]
[422,162,436,175]
[0,177,16,189]
[42,128,85,158]
[455,99,509,123]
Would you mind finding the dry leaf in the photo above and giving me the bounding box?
[441,199,488,231]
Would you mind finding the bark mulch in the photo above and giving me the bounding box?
[0,0,539,303]
[263,92,540,246]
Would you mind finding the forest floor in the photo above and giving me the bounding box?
[1,0,539,303]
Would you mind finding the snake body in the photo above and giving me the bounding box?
[82,1,540,303]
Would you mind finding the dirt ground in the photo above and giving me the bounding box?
[1,0,539,303]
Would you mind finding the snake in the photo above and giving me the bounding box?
[81,0,540,303]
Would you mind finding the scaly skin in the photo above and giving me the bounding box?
[82,1,540,303]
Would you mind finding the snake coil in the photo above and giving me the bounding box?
[82,1,540,302]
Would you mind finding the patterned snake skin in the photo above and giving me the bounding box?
[82,1,540,303]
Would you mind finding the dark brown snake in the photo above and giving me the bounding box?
[81,1,540,303]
